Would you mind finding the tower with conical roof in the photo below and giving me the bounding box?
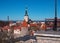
[24,7,29,22]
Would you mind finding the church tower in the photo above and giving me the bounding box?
[24,7,29,22]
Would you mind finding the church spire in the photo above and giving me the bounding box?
[24,7,29,22]
[25,7,28,16]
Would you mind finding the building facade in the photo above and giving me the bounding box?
[45,18,60,28]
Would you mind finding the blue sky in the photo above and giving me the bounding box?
[0,0,60,20]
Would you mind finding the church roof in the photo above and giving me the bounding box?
[21,20,28,27]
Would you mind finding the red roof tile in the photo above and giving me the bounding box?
[30,23,37,27]
[3,26,9,30]
[21,21,28,27]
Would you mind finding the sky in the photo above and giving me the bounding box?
[0,0,60,21]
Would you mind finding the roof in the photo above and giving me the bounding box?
[3,26,9,30]
[30,23,37,27]
[21,20,28,27]
[13,26,21,30]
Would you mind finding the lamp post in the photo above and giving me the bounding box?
[53,0,57,31]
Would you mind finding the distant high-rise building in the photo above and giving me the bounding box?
[7,16,9,21]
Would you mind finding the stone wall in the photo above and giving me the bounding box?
[20,27,29,37]
[36,37,60,43]
[15,39,36,43]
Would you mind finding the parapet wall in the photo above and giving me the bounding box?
[34,32,60,43]
[36,36,60,43]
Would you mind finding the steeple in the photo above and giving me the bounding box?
[25,7,28,16]
[24,7,29,22]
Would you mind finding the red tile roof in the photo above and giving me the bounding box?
[30,23,37,27]
[13,26,21,30]
[21,20,28,27]
[3,26,9,30]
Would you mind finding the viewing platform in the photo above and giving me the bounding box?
[34,30,60,43]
